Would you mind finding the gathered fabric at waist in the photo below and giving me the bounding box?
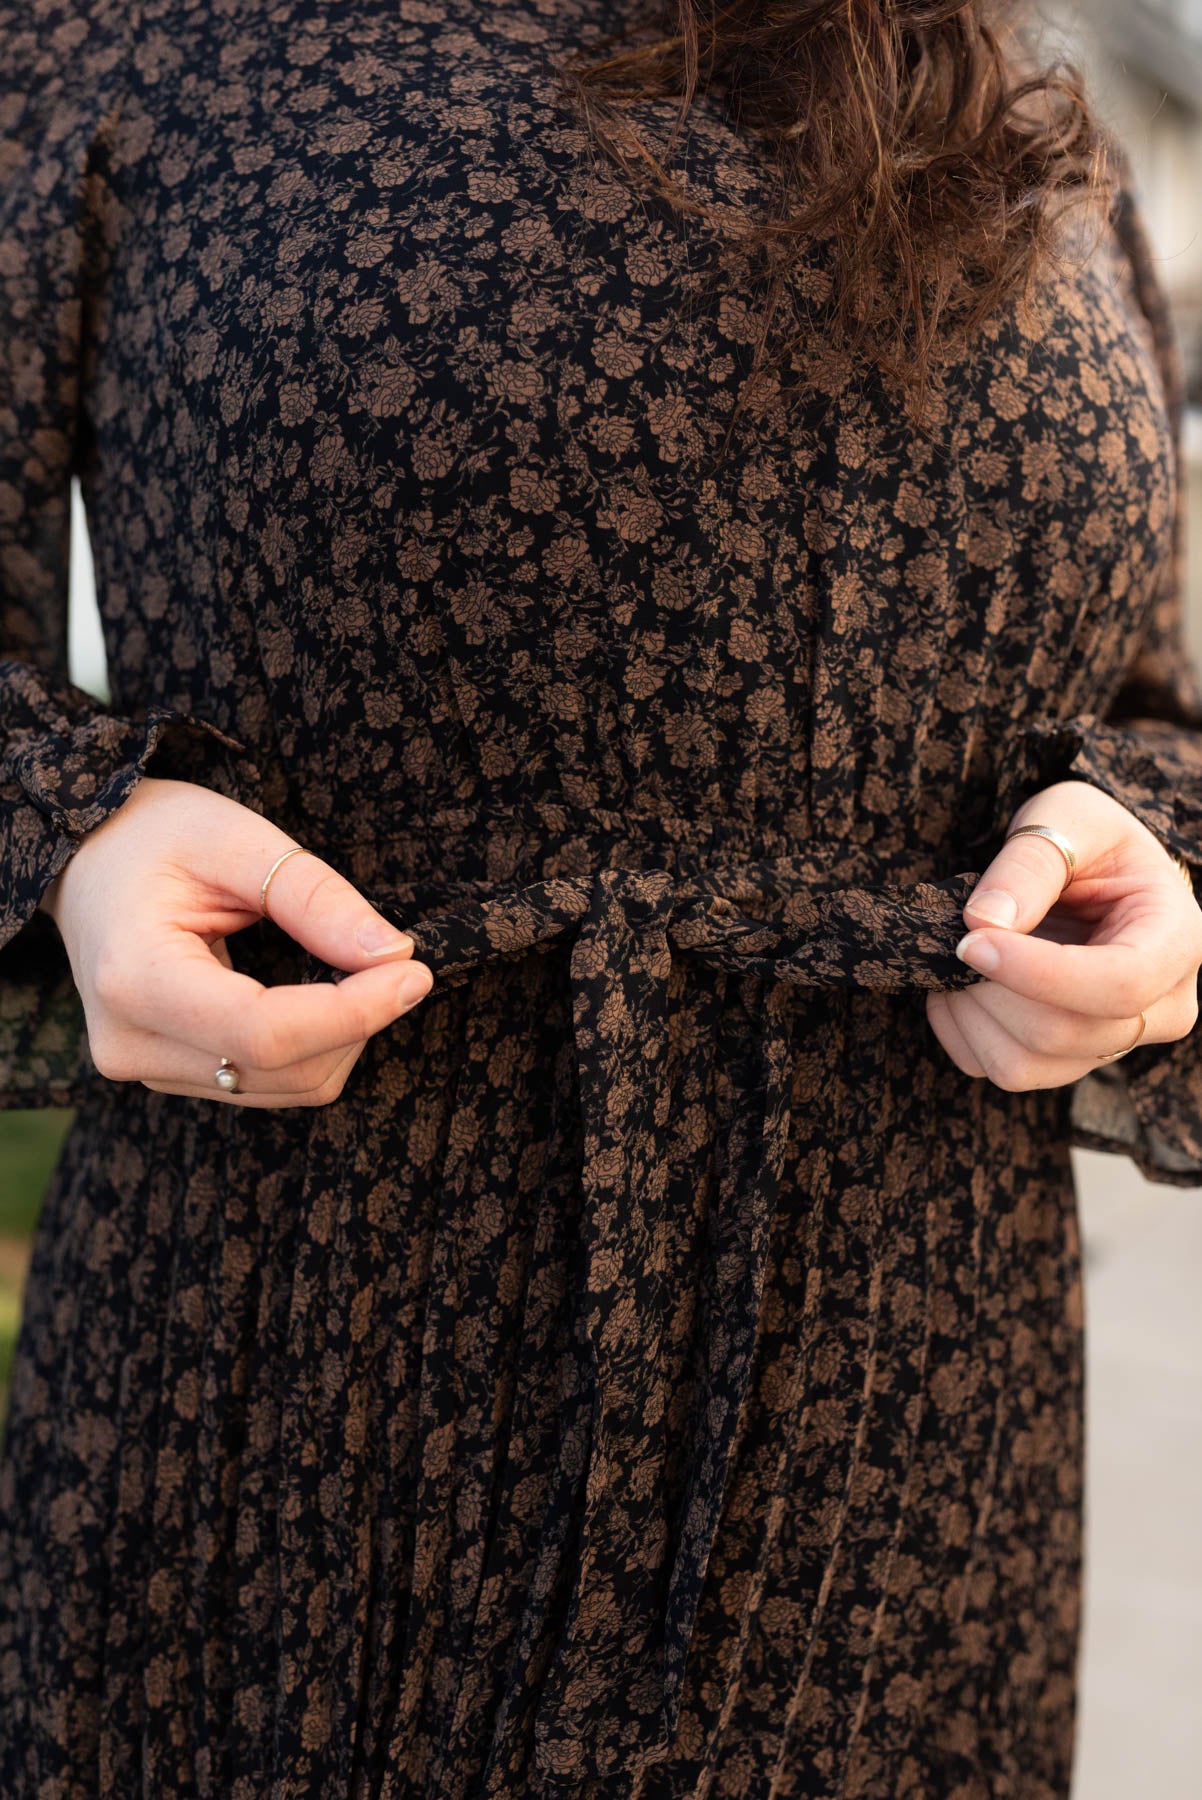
[306,797,996,999]
[265,816,994,1785]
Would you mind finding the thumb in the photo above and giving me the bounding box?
[237,842,418,972]
[962,825,1079,935]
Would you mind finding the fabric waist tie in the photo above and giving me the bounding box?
[343,845,987,1784]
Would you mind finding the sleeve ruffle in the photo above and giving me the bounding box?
[0,663,253,1110]
[992,709,1202,1186]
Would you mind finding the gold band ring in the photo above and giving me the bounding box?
[1003,823,1078,891]
[259,845,311,921]
[1004,829,1193,893]
[1095,1010,1147,1064]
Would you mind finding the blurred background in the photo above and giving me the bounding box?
[1045,7,1202,1795]
[1,2,1200,1793]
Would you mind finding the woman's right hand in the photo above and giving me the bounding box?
[36,775,433,1108]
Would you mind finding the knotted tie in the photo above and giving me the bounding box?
[339,843,985,1783]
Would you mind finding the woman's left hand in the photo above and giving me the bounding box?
[925,780,1202,1090]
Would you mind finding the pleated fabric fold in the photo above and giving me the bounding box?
[274,843,990,1785]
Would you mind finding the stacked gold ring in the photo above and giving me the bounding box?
[259,844,312,920]
[1006,822,1192,895]
[1002,821,1177,1065]
[1094,1012,1147,1063]
[1003,822,1077,890]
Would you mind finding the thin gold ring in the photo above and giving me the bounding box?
[1004,823,1077,891]
[1095,1010,1147,1063]
[259,845,311,921]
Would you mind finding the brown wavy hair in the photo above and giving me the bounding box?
[556,1,1109,430]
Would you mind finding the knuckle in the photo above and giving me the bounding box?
[334,994,382,1048]
[982,1049,1035,1093]
[927,995,982,1078]
[1058,1020,1092,1061]
[302,1047,361,1107]
[1110,970,1151,1018]
[89,1034,138,1082]
[91,952,134,1012]
[306,1072,348,1108]
[925,997,959,1059]
[293,866,347,929]
[281,1054,330,1092]
[352,996,388,1040]
[1036,1014,1079,1059]
[235,1015,293,1071]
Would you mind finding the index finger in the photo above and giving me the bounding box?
[956,892,1187,1017]
[118,932,432,1067]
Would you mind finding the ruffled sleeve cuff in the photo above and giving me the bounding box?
[0,665,254,1109]
[991,710,1202,1186]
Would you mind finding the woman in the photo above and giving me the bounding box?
[1,0,1201,1794]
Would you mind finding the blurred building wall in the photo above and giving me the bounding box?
[1043,16,1202,1800]
[1051,0,1202,662]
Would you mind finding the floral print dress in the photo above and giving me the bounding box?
[2,1,1202,1796]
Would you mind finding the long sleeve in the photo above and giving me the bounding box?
[989,169,1202,1185]
[0,0,248,1109]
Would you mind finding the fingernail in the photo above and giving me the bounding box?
[965,887,1018,928]
[956,932,1000,973]
[358,919,414,955]
[396,967,432,1009]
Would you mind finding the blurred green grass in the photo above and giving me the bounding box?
[0,1110,74,1410]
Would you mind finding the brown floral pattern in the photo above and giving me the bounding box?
[2,0,1201,1795]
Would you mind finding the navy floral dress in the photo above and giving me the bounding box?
[2,1,1201,1796]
